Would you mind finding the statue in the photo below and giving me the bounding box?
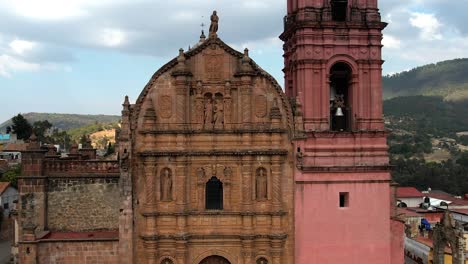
[160,168,172,201]
[209,11,219,38]
[213,98,224,128]
[256,168,267,200]
[204,96,213,128]
[197,167,205,179]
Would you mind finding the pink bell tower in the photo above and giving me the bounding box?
[281,0,403,263]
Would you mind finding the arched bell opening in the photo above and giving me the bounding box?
[329,62,352,132]
[331,0,349,21]
[206,176,223,210]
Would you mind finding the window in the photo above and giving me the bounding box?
[206,176,223,210]
[339,192,349,208]
[3,203,8,209]
[331,0,348,21]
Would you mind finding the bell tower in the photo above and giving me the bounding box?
[281,0,399,263]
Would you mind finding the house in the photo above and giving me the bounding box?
[0,182,18,217]
[397,187,424,208]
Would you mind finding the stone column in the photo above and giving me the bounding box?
[144,158,157,207]
[175,241,188,264]
[175,156,187,211]
[240,77,252,129]
[242,240,254,264]
[241,156,253,210]
[271,155,282,211]
[271,239,284,264]
[144,240,158,264]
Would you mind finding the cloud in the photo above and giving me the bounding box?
[0,54,40,77]
[9,39,36,55]
[382,35,401,49]
[409,12,442,41]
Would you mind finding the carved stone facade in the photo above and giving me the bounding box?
[119,36,294,264]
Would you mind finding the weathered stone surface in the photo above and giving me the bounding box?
[47,178,119,231]
[37,241,118,264]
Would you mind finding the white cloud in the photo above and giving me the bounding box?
[409,12,442,41]
[0,54,40,77]
[9,39,36,55]
[99,28,126,47]
[382,35,401,49]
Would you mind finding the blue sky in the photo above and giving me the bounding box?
[1,0,468,123]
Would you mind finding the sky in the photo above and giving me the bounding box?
[1,0,468,123]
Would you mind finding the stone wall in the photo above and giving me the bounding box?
[47,178,119,231]
[37,241,118,264]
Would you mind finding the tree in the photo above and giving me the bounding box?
[1,165,21,188]
[106,142,115,156]
[33,120,52,142]
[11,114,32,140]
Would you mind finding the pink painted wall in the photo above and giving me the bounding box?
[295,172,392,263]
[391,219,405,264]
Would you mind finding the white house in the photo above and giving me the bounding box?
[397,187,424,208]
[0,182,18,217]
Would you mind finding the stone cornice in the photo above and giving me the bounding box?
[299,165,391,173]
[140,233,288,242]
[141,211,287,217]
[139,128,287,135]
[138,150,288,157]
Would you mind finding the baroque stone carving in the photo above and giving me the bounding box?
[159,95,173,118]
[213,97,224,129]
[204,94,214,128]
[256,168,268,200]
[255,95,267,118]
[209,11,219,38]
[160,168,173,201]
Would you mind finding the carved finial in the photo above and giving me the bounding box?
[200,30,206,41]
[244,48,249,57]
[209,11,219,38]
[123,96,130,106]
[178,48,184,57]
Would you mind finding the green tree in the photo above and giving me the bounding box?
[11,114,32,140]
[106,142,115,156]
[33,120,53,142]
[1,165,21,188]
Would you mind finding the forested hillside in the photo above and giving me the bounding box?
[0,113,120,132]
[383,59,468,101]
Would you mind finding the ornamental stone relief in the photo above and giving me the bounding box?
[255,95,268,118]
[159,95,173,118]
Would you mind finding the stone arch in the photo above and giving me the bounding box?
[329,62,353,131]
[159,257,176,264]
[199,255,231,264]
[206,176,223,210]
[256,256,270,264]
[193,250,236,264]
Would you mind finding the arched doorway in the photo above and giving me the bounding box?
[199,255,231,264]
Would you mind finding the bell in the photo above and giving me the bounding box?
[335,107,344,117]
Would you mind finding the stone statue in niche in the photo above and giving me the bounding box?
[160,168,173,201]
[256,168,268,200]
[204,95,213,128]
[224,167,232,178]
[213,97,224,128]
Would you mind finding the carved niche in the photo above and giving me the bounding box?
[160,168,173,201]
[256,167,268,201]
[203,92,225,129]
[159,95,173,119]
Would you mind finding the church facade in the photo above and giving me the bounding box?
[17,1,404,264]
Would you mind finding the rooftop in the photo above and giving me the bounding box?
[397,187,423,198]
[0,182,11,195]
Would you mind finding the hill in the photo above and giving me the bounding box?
[383,58,468,101]
[0,113,120,132]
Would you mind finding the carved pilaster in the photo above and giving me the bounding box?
[240,82,252,128]
[175,157,187,210]
[144,240,158,264]
[242,240,254,264]
[144,158,157,206]
[271,155,282,211]
[241,156,253,209]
